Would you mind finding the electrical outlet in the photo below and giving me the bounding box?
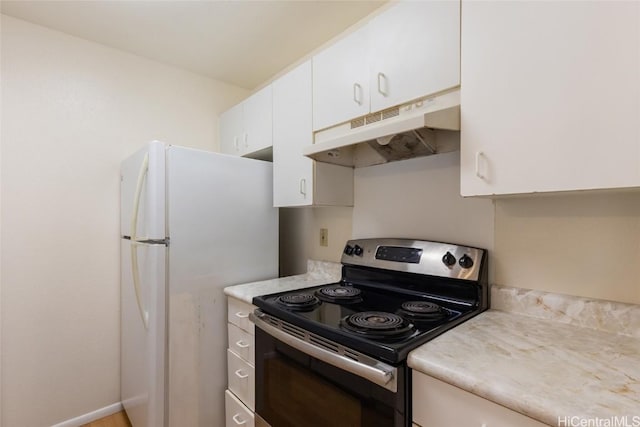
[320,228,328,247]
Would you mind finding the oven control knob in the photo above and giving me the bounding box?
[459,254,474,269]
[344,245,354,256]
[353,245,364,256]
[442,251,456,267]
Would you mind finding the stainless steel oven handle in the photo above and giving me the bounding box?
[251,311,397,392]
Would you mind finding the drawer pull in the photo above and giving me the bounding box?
[235,340,250,349]
[353,83,362,105]
[235,311,249,319]
[234,369,249,379]
[231,414,247,426]
[232,414,247,425]
[475,151,486,180]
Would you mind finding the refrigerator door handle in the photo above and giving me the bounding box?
[131,153,150,329]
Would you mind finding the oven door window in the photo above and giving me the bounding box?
[255,327,407,427]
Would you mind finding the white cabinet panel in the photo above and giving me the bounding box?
[274,60,354,207]
[228,323,254,365]
[312,0,461,131]
[273,61,315,206]
[413,372,547,427]
[227,298,255,334]
[460,1,640,196]
[313,26,370,131]
[242,85,273,156]
[227,350,255,411]
[220,104,243,155]
[369,0,460,112]
[225,390,255,427]
[219,85,273,157]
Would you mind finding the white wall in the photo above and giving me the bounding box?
[494,192,640,305]
[353,151,495,252]
[0,15,248,427]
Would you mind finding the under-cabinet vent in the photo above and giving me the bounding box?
[350,117,365,129]
[307,89,461,168]
[350,107,400,129]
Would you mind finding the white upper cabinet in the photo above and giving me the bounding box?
[460,1,640,196]
[312,27,370,131]
[242,85,273,156]
[219,103,242,155]
[312,0,461,131]
[219,85,273,157]
[274,61,353,207]
[273,61,315,206]
[368,0,460,112]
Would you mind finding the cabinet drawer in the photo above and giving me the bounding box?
[228,298,255,333]
[228,323,254,365]
[225,389,255,427]
[413,372,547,427]
[227,349,255,411]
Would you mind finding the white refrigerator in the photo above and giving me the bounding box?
[120,141,278,427]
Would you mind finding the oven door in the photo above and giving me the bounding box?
[252,311,409,427]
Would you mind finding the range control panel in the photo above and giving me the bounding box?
[341,238,485,282]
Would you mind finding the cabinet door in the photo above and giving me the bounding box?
[369,0,460,112]
[273,61,315,207]
[219,104,243,155]
[313,26,370,131]
[241,85,273,156]
[413,372,547,427]
[460,1,640,196]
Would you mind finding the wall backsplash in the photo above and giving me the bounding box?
[494,191,640,305]
[352,151,495,252]
[289,150,640,306]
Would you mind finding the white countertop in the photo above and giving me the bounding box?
[223,260,341,304]
[408,287,640,426]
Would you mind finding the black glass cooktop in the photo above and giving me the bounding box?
[252,281,479,365]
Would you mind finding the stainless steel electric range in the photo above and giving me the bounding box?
[250,238,488,427]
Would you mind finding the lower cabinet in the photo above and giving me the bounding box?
[226,297,256,427]
[412,372,548,427]
[225,390,255,427]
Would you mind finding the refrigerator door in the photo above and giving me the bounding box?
[165,147,278,427]
[121,141,166,240]
[121,239,167,427]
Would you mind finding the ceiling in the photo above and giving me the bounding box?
[0,0,386,90]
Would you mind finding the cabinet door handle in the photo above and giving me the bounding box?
[243,133,248,148]
[233,136,239,151]
[299,178,307,196]
[353,83,362,105]
[234,369,249,379]
[377,72,388,96]
[235,311,249,319]
[235,340,250,348]
[475,151,486,180]
[232,414,247,425]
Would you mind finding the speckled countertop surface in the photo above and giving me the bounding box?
[408,286,640,426]
[223,260,341,305]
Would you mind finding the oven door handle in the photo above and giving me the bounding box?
[251,311,397,392]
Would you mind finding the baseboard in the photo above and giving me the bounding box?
[51,402,123,427]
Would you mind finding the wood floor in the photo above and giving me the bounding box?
[81,411,131,427]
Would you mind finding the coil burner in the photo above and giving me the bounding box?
[340,311,414,340]
[316,285,363,304]
[276,293,320,311]
[397,301,450,324]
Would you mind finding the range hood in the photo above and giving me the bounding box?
[304,89,460,168]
